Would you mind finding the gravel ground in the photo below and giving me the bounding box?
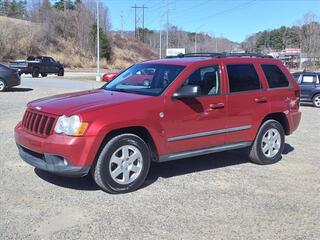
[0,82,319,240]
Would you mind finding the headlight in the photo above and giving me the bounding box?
[54,115,88,136]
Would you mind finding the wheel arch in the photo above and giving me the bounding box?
[312,91,320,100]
[91,126,159,171]
[260,112,290,135]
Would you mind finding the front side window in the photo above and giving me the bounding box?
[261,64,289,88]
[180,65,220,96]
[104,64,185,96]
[227,64,261,93]
[292,73,301,83]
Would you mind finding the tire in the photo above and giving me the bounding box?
[41,73,48,77]
[249,120,285,165]
[93,134,151,194]
[0,79,6,92]
[312,94,320,108]
[32,68,39,78]
[58,68,64,76]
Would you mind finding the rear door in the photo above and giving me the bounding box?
[223,61,269,144]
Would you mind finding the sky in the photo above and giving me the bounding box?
[101,0,320,42]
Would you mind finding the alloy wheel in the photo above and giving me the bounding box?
[261,128,281,158]
[0,80,5,91]
[109,145,143,185]
[314,96,320,107]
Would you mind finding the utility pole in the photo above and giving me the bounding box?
[132,5,147,41]
[96,0,100,82]
[166,9,169,50]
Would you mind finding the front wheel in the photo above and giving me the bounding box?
[249,120,285,165]
[312,94,320,108]
[93,134,151,193]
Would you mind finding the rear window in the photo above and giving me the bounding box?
[227,64,261,93]
[261,64,289,88]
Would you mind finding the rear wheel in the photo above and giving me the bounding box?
[0,79,6,92]
[249,120,285,165]
[93,134,151,193]
[312,94,320,108]
[32,68,39,78]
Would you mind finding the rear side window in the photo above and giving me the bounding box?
[261,64,289,88]
[227,64,261,93]
[302,75,316,84]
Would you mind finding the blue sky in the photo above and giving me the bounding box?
[103,0,320,42]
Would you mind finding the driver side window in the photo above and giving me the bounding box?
[182,65,220,96]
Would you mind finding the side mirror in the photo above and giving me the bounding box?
[173,85,200,99]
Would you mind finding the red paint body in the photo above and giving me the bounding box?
[15,57,301,170]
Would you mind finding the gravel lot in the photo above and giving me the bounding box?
[0,78,319,240]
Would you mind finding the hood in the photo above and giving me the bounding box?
[28,89,151,116]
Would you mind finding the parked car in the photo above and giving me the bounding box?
[0,63,21,92]
[10,56,64,78]
[14,53,301,193]
[292,71,320,108]
[102,72,118,82]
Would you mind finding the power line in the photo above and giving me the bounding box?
[182,0,258,25]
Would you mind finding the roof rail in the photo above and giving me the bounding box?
[166,52,273,59]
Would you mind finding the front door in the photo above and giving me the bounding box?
[163,64,227,154]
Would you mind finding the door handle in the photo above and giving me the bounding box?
[209,103,225,109]
[255,97,267,103]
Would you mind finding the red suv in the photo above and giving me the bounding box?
[14,53,301,193]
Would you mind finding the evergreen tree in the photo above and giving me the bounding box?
[91,24,112,61]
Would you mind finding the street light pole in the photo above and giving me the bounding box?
[96,0,100,82]
[194,33,197,52]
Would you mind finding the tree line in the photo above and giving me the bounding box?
[242,12,320,58]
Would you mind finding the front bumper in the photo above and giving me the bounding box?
[17,145,89,177]
[14,122,98,177]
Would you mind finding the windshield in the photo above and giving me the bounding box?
[104,63,185,96]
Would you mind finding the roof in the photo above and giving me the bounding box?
[293,71,320,75]
[142,53,277,66]
[142,57,213,66]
